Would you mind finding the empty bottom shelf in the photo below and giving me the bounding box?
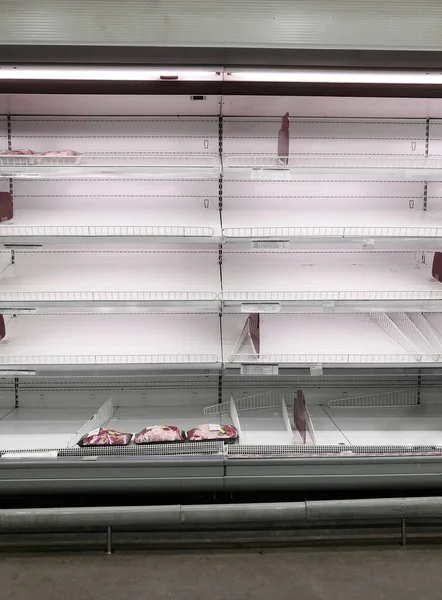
[310,405,442,446]
[0,408,100,451]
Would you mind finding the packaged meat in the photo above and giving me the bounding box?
[0,150,35,166]
[78,427,132,447]
[187,424,238,443]
[0,149,34,155]
[0,192,12,222]
[134,425,186,444]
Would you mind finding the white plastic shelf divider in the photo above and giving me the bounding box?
[66,398,114,447]
[0,250,221,306]
[221,251,442,305]
[328,389,419,408]
[0,314,221,368]
[204,391,294,445]
[224,313,442,366]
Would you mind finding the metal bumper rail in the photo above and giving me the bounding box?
[2,497,442,532]
[2,498,442,551]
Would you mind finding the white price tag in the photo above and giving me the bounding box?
[240,364,279,376]
[252,240,289,250]
[209,424,222,432]
[241,303,281,314]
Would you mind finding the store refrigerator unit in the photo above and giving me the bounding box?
[2,69,442,494]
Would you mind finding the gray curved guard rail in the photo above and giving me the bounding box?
[2,497,442,532]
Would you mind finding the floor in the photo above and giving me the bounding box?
[2,547,442,600]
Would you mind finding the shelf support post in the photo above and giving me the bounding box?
[401,518,407,547]
[105,525,113,555]
[7,115,13,214]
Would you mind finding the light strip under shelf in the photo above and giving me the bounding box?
[225,70,442,85]
[1,66,441,85]
[0,67,222,82]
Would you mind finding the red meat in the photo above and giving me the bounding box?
[0,315,5,341]
[134,425,185,444]
[187,424,238,442]
[0,149,34,155]
[78,427,132,447]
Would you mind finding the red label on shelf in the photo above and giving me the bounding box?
[0,192,12,222]
[294,389,307,444]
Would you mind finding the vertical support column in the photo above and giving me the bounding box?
[417,373,422,405]
[14,377,19,409]
[425,118,430,158]
[401,518,407,547]
[424,118,430,213]
[7,115,13,209]
[218,115,224,405]
[105,525,113,555]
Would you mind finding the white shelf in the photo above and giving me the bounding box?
[306,405,350,445]
[0,405,228,452]
[0,154,221,179]
[2,116,220,178]
[234,407,293,445]
[221,251,442,305]
[224,313,442,366]
[0,250,220,305]
[0,408,100,451]
[318,404,442,446]
[0,314,221,368]
[224,155,442,181]
[3,403,442,451]
[222,207,442,241]
[0,195,221,242]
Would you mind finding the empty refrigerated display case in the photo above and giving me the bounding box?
[3,68,442,496]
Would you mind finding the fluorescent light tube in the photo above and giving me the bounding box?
[226,70,442,85]
[0,370,36,376]
[0,67,221,82]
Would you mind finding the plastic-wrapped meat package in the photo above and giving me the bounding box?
[0,149,34,155]
[134,425,186,444]
[187,424,238,443]
[0,192,12,222]
[78,428,132,447]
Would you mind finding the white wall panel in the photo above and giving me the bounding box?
[0,0,441,50]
